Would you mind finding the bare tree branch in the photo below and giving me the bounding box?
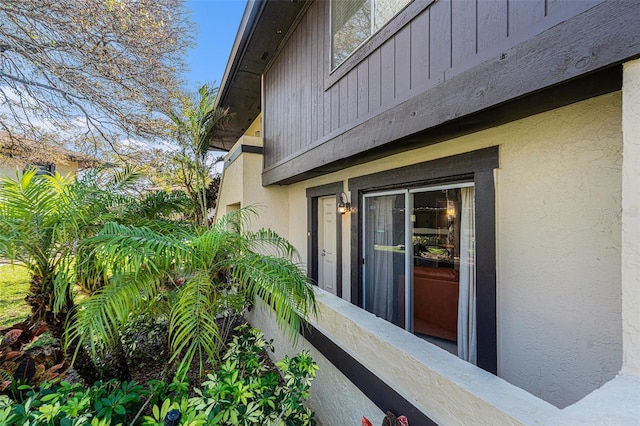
[0,0,193,150]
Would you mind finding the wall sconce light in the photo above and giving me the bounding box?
[337,192,351,214]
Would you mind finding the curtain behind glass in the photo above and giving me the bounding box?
[364,194,405,327]
[458,186,477,364]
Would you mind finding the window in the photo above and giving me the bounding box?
[349,147,498,373]
[363,184,476,362]
[25,163,55,175]
[331,0,412,69]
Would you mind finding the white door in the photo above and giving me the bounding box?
[318,196,337,295]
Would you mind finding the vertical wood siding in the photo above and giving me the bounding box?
[263,0,602,169]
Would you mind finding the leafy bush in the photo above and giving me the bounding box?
[144,324,318,425]
[0,379,145,426]
[0,325,318,425]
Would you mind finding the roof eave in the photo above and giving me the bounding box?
[213,0,310,151]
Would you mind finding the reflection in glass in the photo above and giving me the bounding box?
[331,0,411,69]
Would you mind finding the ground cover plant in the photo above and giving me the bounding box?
[0,264,29,328]
[0,325,318,425]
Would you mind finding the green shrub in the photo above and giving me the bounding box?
[144,324,318,425]
[0,379,145,425]
[0,325,318,425]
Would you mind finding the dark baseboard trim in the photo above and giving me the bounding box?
[302,324,438,425]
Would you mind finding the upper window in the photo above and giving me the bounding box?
[25,163,55,176]
[331,0,411,70]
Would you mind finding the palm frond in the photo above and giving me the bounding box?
[246,228,302,261]
[232,254,316,343]
[211,206,258,233]
[85,222,191,277]
[168,273,221,375]
[67,272,160,358]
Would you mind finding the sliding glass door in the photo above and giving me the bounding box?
[362,191,407,329]
[362,183,477,363]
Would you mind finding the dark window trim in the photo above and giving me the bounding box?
[325,0,435,90]
[302,324,437,425]
[25,163,56,176]
[348,146,499,374]
[306,181,344,298]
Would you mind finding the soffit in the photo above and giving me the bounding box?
[214,0,309,151]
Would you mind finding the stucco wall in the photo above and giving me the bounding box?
[215,136,289,237]
[218,92,624,413]
[246,300,385,426]
[496,93,622,407]
[622,59,640,374]
[283,92,623,408]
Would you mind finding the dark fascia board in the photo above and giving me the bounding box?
[262,0,637,185]
[222,144,264,171]
[214,0,309,151]
[216,0,261,108]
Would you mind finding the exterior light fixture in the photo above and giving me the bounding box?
[337,192,351,214]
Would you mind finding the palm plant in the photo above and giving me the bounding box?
[0,170,108,383]
[168,83,229,227]
[0,167,193,382]
[67,208,317,377]
[0,170,96,329]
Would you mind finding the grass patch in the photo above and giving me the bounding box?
[0,263,30,328]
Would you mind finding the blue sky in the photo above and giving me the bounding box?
[184,0,246,90]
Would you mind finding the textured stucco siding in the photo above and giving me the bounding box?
[219,91,627,419]
[622,59,640,375]
[285,92,623,409]
[496,93,623,407]
[215,135,289,236]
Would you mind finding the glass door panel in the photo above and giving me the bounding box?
[412,188,461,344]
[363,192,406,328]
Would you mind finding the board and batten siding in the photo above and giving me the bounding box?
[262,0,604,172]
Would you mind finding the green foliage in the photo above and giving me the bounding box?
[0,379,146,426]
[146,324,317,426]
[0,326,318,426]
[167,83,229,226]
[68,208,316,376]
[0,167,202,383]
[0,170,91,320]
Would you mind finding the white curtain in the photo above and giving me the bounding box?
[372,196,395,321]
[458,187,477,364]
[364,194,404,326]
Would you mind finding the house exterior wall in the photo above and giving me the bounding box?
[216,0,640,419]
[0,161,80,180]
[278,92,622,409]
[247,291,559,426]
[246,301,386,426]
[215,85,640,421]
[262,0,611,183]
[622,59,640,374]
[214,135,289,236]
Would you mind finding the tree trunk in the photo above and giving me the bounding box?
[109,336,132,382]
[25,274,102,384]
